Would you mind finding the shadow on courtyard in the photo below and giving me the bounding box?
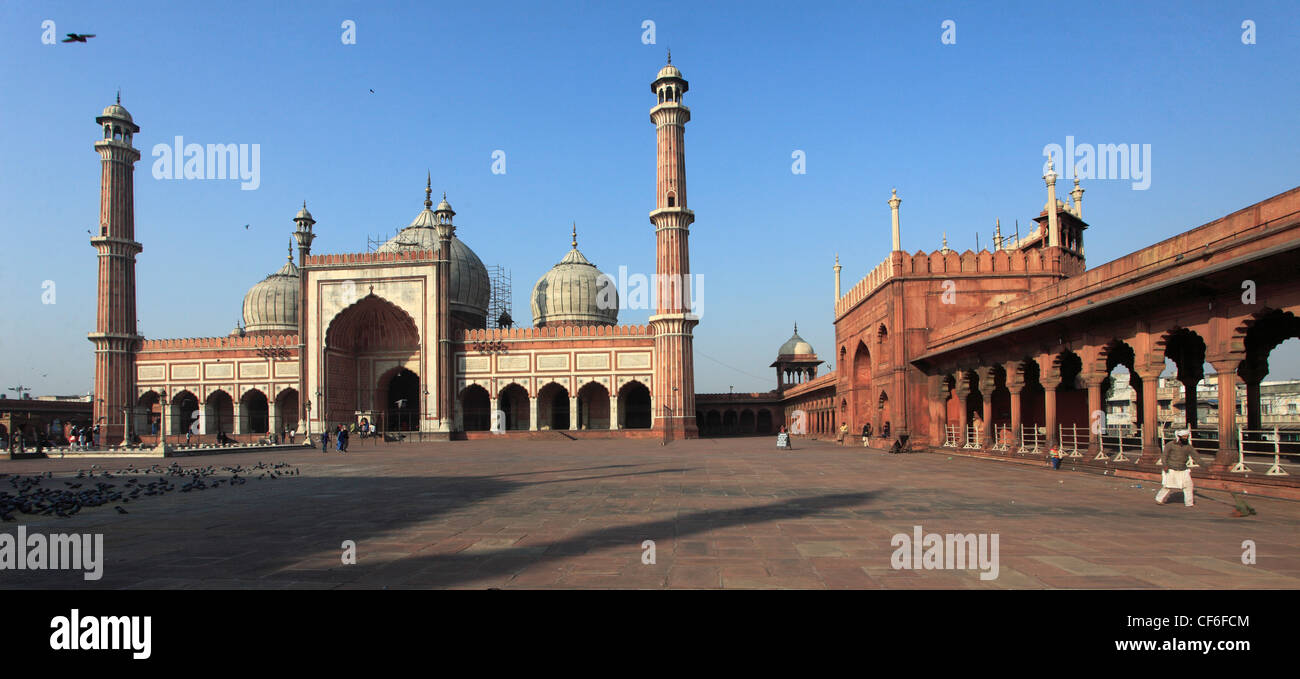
[0,463,882,589]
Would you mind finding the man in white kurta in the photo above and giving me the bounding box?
[1156,429,1202,507]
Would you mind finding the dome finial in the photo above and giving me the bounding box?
[424,172,433,209]
[287,238,293,262]
[116,89,120,105]
[793,322,798,334]
[666,48,671,64]
[572,222,578,249]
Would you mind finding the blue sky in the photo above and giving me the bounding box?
[2,0,1298,396]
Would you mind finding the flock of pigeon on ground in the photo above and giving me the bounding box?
[0,461,300,522]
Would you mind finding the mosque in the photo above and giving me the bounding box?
[90,59,707,444]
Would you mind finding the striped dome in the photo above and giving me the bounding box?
[242,259,299,334]
[531,230,618,327]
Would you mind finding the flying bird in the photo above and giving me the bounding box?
[244,224,250,229]
[63,33,96,43]
[394,398,409,408]
[369,89,374,93]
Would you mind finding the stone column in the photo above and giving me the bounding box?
[529,397,538,431]
[976,367,995,449]
[1041,376,1062,448]
[1084,372,1106,455]
[954,373,970,446]
[1005,361,1023,449]
[610,396,620,430]
[198,403,208,436]
[232,402,243,435]
[1208,357,1241,467]
[1137,364,1163,463]
[927,375,944,447]
[569,396,579,431]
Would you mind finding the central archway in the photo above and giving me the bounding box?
[324,294,421,430]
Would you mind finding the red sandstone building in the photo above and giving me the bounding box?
[830,160,1300,480]
[90,60,701,445]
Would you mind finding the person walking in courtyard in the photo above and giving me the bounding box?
[335,424,345,453]
[320,428,329,453]
[1156,429,1202,507]
[837,422,848,445]
[341,424,350,452]
[861,422,871,446]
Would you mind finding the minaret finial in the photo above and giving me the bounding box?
[667,48,671,64]
[424,172,432,209]
[571,222,578,249]
[288,238,294,262]
[116,89,120,105]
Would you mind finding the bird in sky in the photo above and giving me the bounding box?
[395,398,409,408]
[369,89,375,93]
[244,224,250,229]
[62,33,96,43]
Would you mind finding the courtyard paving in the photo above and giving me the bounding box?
[2,436,1298,589]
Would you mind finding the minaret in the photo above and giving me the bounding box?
[1070,166,1085,219]
[292,200,315,433]
[648,54,698,439]
[433,186,457,437]
[833,254,842,301]
[993,218,1003,250]
[1044,156,1060,247]
[889,188,901,251]
[90,94,143,446]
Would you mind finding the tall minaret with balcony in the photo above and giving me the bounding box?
[648,53,698,439]
[89,94,143,445]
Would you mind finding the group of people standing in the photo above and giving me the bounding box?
[321,423,351,453]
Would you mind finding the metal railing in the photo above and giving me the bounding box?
[1097,424,1142,462]
[963,424,983,449]
[1058,424,1087,458]
[990,424,1012,452]
[1155,424,1216,469]
[1018,424,1045,455]
[942,424,961,448]
[1235,426,1297,476]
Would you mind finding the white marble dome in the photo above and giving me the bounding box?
[242,258,299,334]
[777,325,815,356]
[377,191,490,326]
[531,229,618,327]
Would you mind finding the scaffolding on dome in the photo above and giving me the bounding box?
[487,264,513,329]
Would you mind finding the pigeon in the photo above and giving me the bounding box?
[114,506,128,514]
[395,398,409,408]
[369,89,375,93]
[244,224,250,229]
[62,33,96,43]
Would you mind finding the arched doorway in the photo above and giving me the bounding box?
[577,382,611,430]
[325,294,421,429]
[739,409,755,434]
[538,382,570,430]
[137,391,160,438]
[275,388,299,434]
[757,409,773,434]
[171,391,199,436]
[498,384,529,430]
[853,341,872,431]
[618,381,651,429]
[460,384,491,431]
[240,389,269,434]
[205,390,234,438]
[385,369,421,432]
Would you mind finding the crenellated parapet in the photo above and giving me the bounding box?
[460,324,653,342]
[140,334,299,351]
[303,250,435,267]
[834,258,895,319]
